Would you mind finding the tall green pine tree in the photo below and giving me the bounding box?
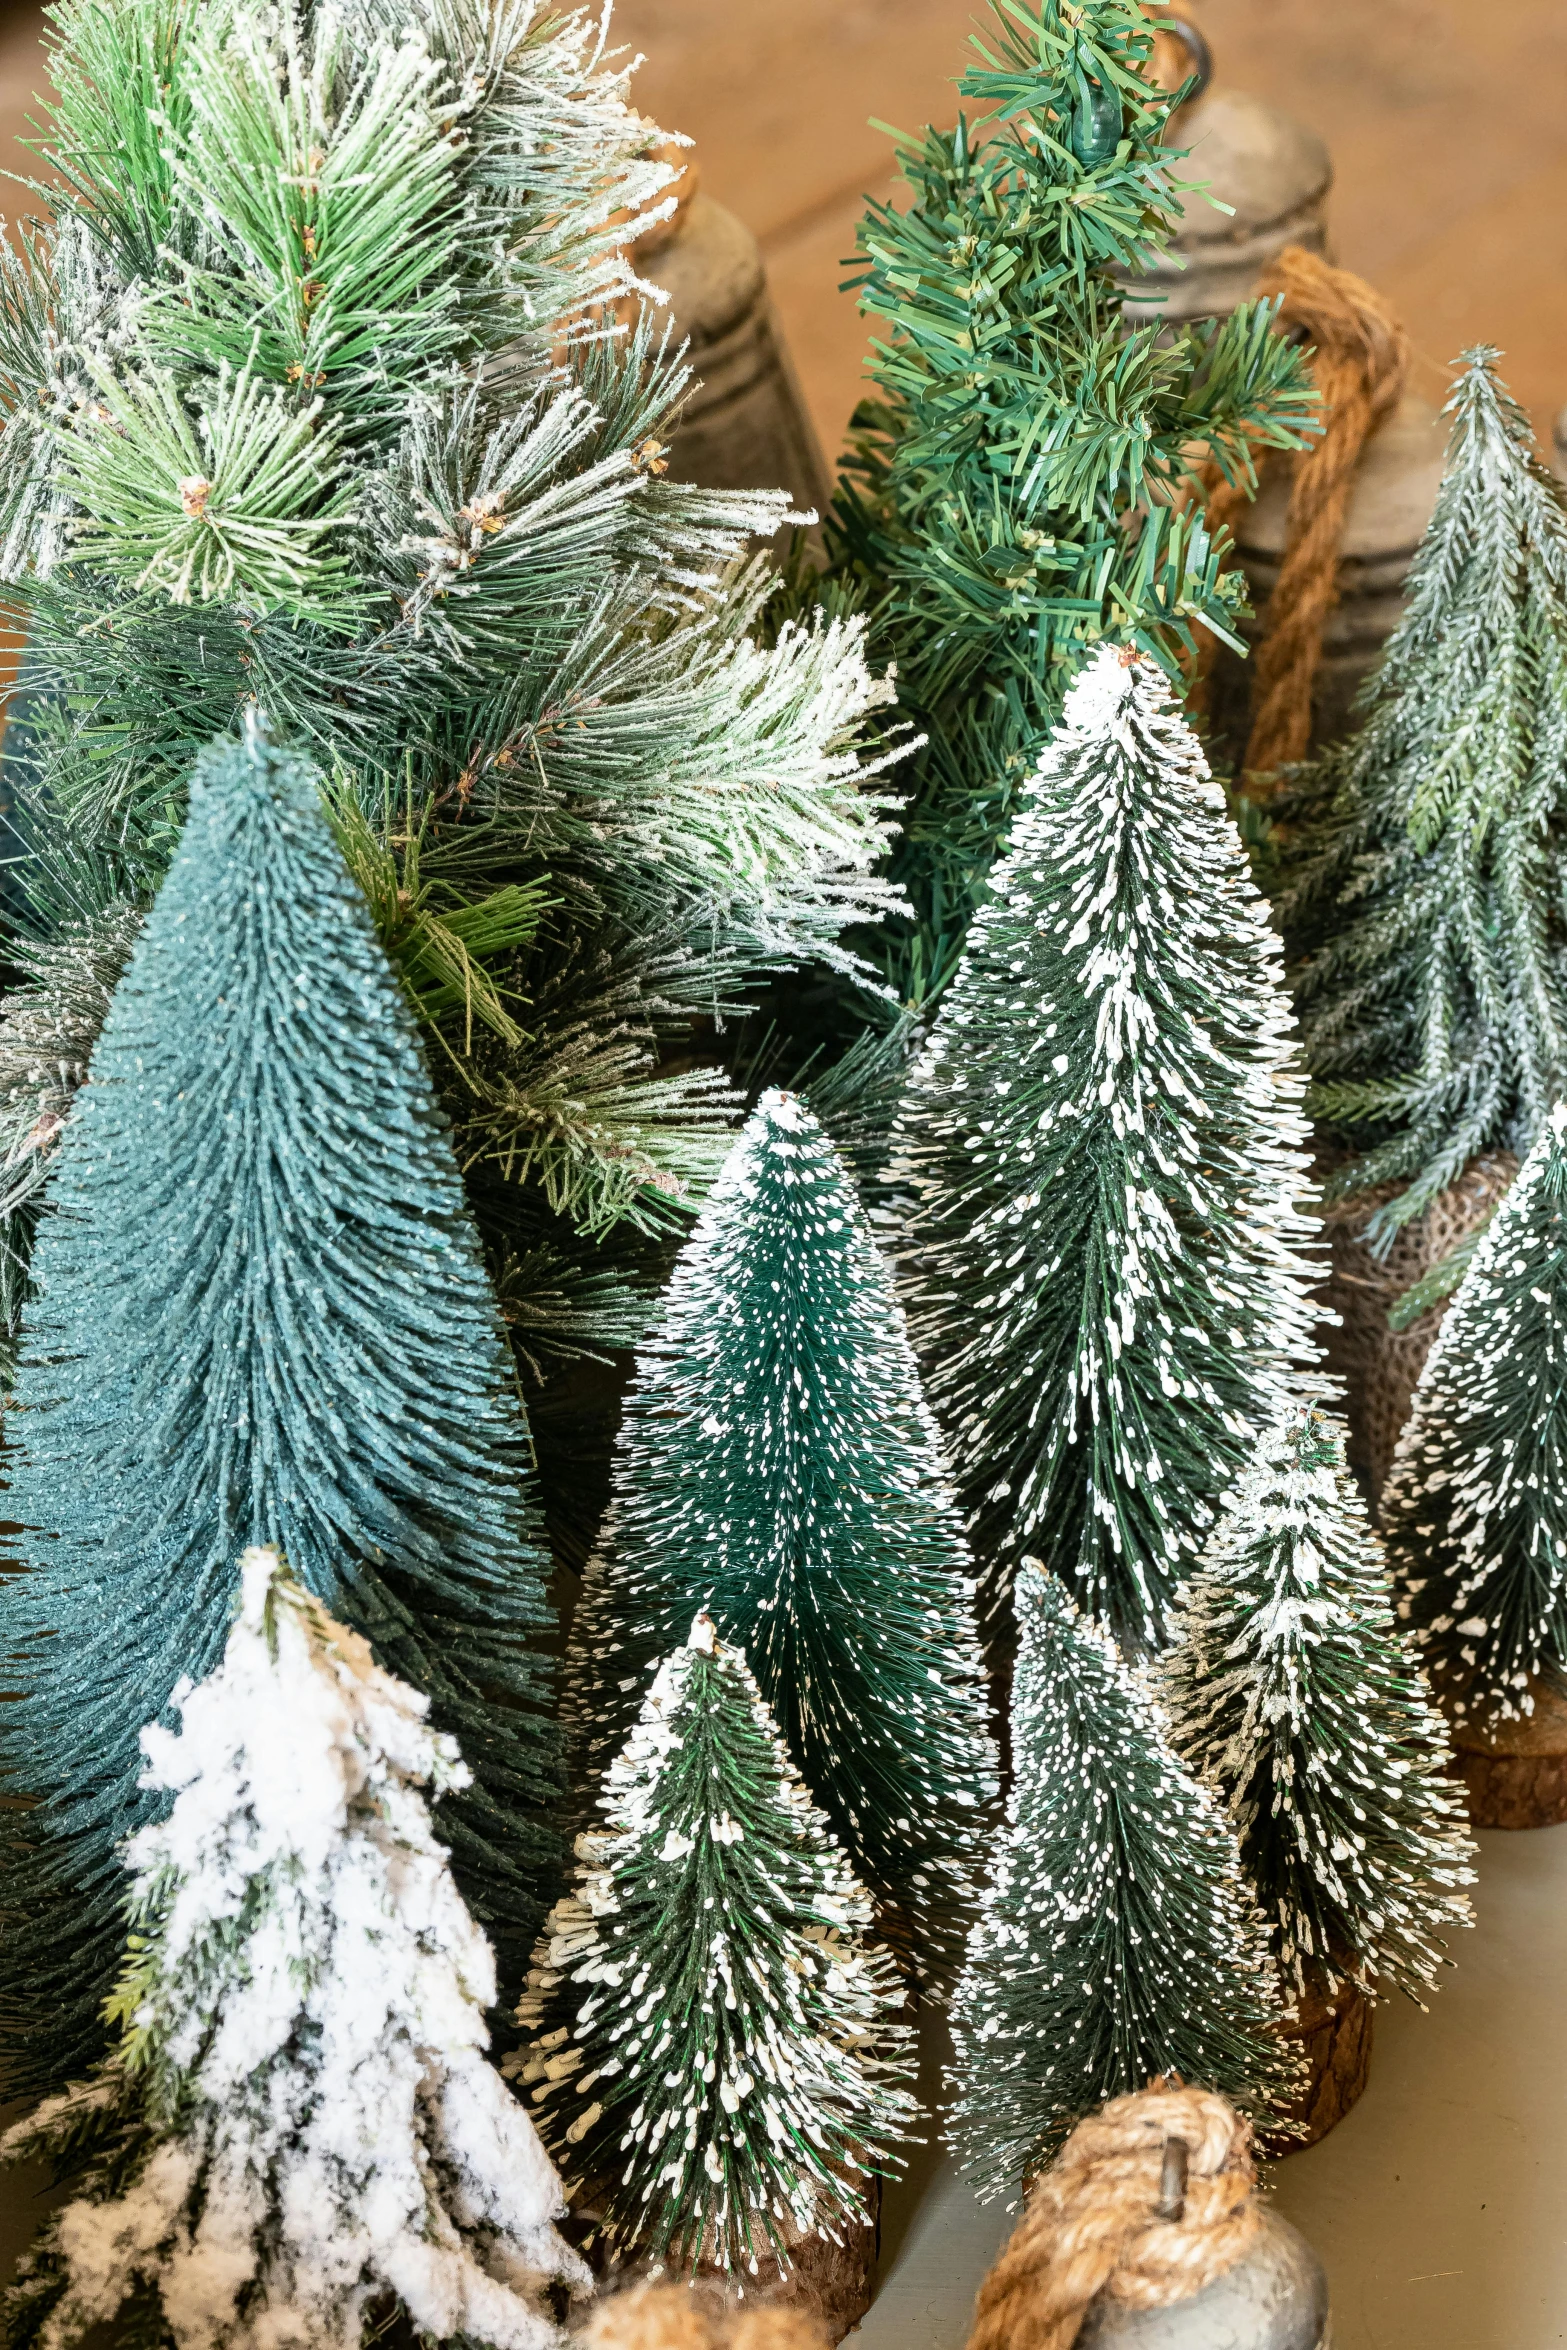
[1,724,559,2096]
[1160,1399,1475,1999]
[1280,348,1567,1247]
[1384,1102,1567,1726]
[568,1088,998,1966]
[516,1612,915,2281]
[886,647,1318,1651]
[947,1563,1296,2201]
[822,0,1315,1009]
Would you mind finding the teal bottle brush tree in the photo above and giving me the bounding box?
[1160,1399,1475,2003]
[947,1564,1299,2202]
[1,724,560,2098]
[0,0,897,1396]
[886,647,1319,1651]
[565,1088,998,1973]
[820,0,1317,1016]
[2,1548,587,2350]
[1279,348,1567,1255]
[1384,1102,1567,1730]
[515,1611,916,2282]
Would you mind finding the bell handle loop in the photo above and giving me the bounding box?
[1155,2133,1190,2223]
[1153,12,1214,103]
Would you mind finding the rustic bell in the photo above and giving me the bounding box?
[633,152,831,526]
[1212,391,1447,755]
[1122,10,1331,328]
[1077,2208,1330,2350]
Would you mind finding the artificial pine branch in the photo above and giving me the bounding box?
[1279,347,1567,1245]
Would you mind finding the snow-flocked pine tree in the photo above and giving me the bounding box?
[1,1547,585,2350]
[0,0,896,1391]
[566,1089,998,1964]
[1,724,559,2098]
[886,646,1318,1651]
[820,0,1316,1011]
[1160,1399,1475,1999]
[1383,1101,1567,1726]
[946,1564,1296,2201]
[1280,348,1567,1247]
[514,1613,916,2281]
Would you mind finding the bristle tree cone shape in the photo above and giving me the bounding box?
[1448,1678,1567,1831]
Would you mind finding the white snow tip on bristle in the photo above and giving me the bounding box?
[755,1088,808,1132]
[1550,1101,1567,1138]
[239,1543,285,1627]
[687,1610,718,1654]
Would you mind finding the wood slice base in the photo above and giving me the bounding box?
[1265,1972,1373,2154]
[1449,1676,1567,1829]
[594,2176,880,2346]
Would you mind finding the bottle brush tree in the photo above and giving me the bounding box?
[565,1087,998,1969]
[1,723,561,2099]
[947,1563,1297,2201]
[821,0,1316,1013]
[1279,347,1567,1251]
[514,1612,916,2281]
[1,1547,586,2350]
[0,0,897,1394]
[886,646,1318,1652]
[1383,1101,1567,1728]
[1160,1398,1475,2000]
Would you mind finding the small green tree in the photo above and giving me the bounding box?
[1160,1400,1475,1999]
[2,1548,586,2350]
[1,724,560,2098]
[1280,348,1567,1248]
[1384,1102,1567,1727]
[515,1612,916,2281]
[886,647,1318,1652]
[947,1564,1296,2201]
[566,1088,998,1965]
[823,0,1315,1010]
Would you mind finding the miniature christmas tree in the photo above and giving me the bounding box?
[1280,348,1567,1247]
[1383,1102,1567,1726]
[2,1547,586,2350]
[515,1613,916,2281]
[947,1564,1296,2200]
[0,0,895,1378]
[1,724,560,2098]
[885,646,1318,1651]
[823,0,1316,1009]
[565,1088,998,1964]
[1160,1399,1475,1999]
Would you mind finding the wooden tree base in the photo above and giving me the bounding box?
[1449,1677,1567,1829]
[1265,1972,1373,2154]
[592,2177,881,2346]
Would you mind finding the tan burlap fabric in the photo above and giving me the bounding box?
[1320,1153,1517,1506]
[580,2281,829,2350]
[1192,247,1408,772]
[965,2085,1259,2350]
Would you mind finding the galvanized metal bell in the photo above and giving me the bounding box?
[1077,2208,1330,2350]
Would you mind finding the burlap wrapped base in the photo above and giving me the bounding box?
[1317,1151,1517,1508]
[1448,1677,1567,1830]
[588,2179,880,2347]
[1265,1972,1373,2155]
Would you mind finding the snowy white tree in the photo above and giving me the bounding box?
[1,1546,585,2350]
[515,1613,916,2282]
[1384,1100,1567,1725]
[1160,1399,1475,1999]
[886,646,1319,1651]
[946,1564,1297,2201]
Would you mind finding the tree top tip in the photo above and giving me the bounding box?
[238,1542,287,1630]
[687,1609,718,1655]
